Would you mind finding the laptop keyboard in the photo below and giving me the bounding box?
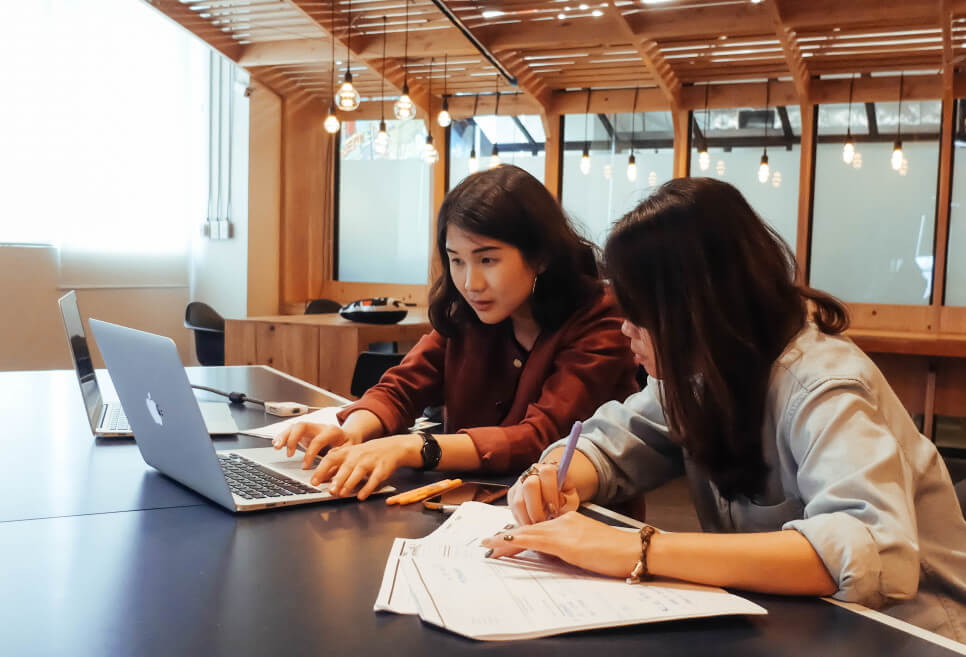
[103,405,130,431]
[218,453,320,500]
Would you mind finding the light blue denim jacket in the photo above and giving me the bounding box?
[544,324,966,641]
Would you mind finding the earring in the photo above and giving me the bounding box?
[531,274,538,296]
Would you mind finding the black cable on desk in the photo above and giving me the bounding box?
[191,384,264,407]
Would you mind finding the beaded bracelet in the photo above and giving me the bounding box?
[626,524,657,584]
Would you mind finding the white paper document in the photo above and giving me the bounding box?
[374,502,767,641]
[239,406,343,440]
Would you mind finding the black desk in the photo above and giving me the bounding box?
[2,367,962,656]
[0,366,344,522]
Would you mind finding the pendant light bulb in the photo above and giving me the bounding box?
[489,144,501,169]
[468,148,479,173]
[698,147,710,171]
[626,153,638,182]
[324,102,340,134]
[842,137,855,165]
[394,83,415,120]
[374,119,389,155]
[437,97,451,128]
[422,135,438,165]
[757,152,770,183]
[337,73,361,112]
[891,140,903,171]
[579,147,591,175]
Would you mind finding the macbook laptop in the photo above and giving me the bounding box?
[58,291,238,437]
[89,319,392,512]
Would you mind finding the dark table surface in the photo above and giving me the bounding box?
[2,367,962,656]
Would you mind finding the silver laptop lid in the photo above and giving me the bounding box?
[57,291,104,431]
[88,319,235,511]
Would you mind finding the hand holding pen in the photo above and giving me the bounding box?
[506,420,583,527]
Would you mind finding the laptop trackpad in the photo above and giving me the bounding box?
[199,402,239,435]
[240,447,321,486]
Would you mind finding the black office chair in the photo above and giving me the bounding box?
[305,298,342,314]
[350,351,404,398]
[956,480,966,519]
[184,301,225,366]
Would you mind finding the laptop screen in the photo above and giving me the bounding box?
[58,291,103,429]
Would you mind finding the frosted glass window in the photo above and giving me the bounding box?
[449,114,545,190]
[561,112,674,247]
[810,101,940,305]
[337,120,431,284]
[690,106,800,249]
[945,100,966,306]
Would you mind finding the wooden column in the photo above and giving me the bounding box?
[280,97,332,305]
[542,113,563,199]
[427,113,448,285]
[795,102,817,285]
[671,106,691,178]
[934,68,955,315]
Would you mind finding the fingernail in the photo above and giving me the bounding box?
[549,504,557,516]
[484,548,494,558]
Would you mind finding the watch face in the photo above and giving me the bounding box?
[421,434,442,470]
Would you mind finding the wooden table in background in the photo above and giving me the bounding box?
[225,310,432,398]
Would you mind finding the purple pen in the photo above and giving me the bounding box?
[556,420,582,491]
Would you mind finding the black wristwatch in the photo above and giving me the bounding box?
[417,430,442,470]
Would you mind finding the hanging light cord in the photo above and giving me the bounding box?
[346,0,351,75]
[443,53,447,99]
[630,86,639,154]
[846,73,854,137]
[380,16,387,120]
[897,72,904,142]
[330,0,336,101]
[403,0,409,88]
[763,80,770,155]
[494,75,500,115]
[703,83,710,148]
[472,93,480,151]
[584,88,591,152]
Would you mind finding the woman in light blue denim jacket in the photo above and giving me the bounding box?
[483,178,966,641]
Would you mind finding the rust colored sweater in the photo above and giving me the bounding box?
[336,291,638,472]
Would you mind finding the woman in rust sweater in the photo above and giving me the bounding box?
[274,165,638,499]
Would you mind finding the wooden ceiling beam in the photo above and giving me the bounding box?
[142,0,244,61]
[605,6,682,107]
[625,4,773,41]
[239,39,332,67]
[289,0,431,114]
[766,0,811,102]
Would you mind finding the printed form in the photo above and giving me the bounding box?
[375,502,767,641]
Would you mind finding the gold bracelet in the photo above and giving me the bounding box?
[626,525,657,584]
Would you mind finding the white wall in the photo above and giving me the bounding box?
[0,245,192,371]
[0,69,263,372]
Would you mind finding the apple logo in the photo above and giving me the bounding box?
[145,392,164,426]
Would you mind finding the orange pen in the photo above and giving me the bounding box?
[386,478,463,505]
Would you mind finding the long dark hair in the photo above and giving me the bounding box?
[429,165,601,337]
[604,177,848,500]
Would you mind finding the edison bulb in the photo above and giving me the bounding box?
[648,170,657,187]
[437,98,451,128]
[374,120,389,155]
[337,77,361,112]
[489,146,501,169]
[626,154,637,182]
[422,136,438,164]
[757,153,770,183]
[716,159,726,176]
[698,148,710,171]
[842,139,855,164]
[579,149,591,175]
[891,141,903,171]
[323,103,340,134]
[394,85,415,120]
[468,149,479,173]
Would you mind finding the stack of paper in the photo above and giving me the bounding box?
[375,502,767,641]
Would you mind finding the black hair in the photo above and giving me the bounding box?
[604,177,848,500]
[429,165,602,336]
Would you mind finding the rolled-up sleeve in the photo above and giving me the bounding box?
[542,380,684,504]
[336,331,445,434]
[781,378,920,608]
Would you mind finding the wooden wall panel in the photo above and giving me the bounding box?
[867,353,929,417]
[935,358,966,416]
[254,322,319,384]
